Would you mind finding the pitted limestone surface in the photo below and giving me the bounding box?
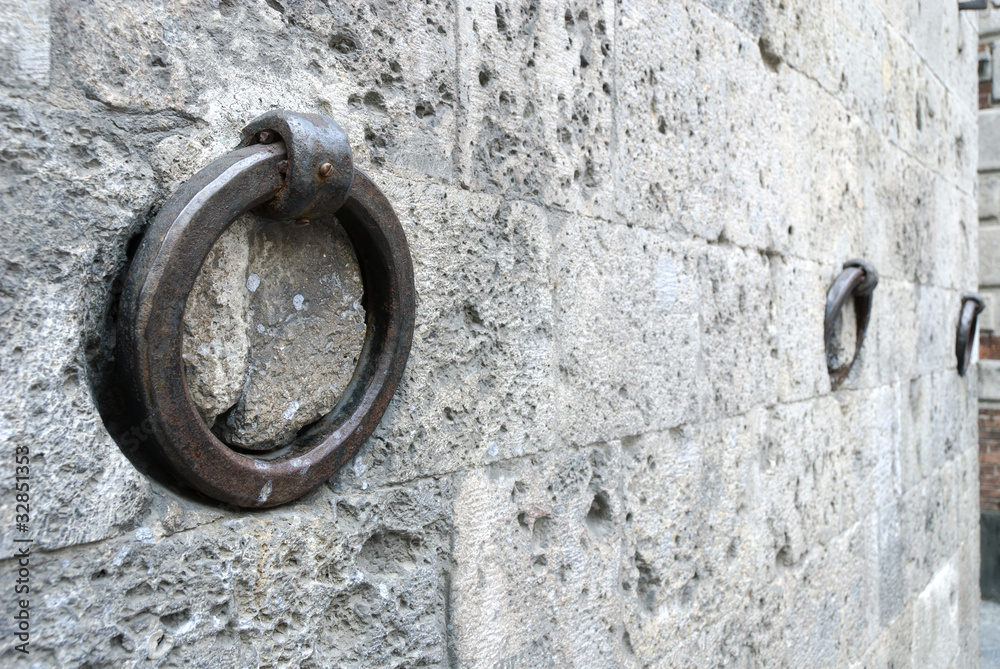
[183,215,365,450]
[181,217,252,427]
[0,0,982,667]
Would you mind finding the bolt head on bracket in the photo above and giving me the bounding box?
[240,109,354,221]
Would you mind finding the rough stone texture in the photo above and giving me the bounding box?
[184,214,366,450]
[0,0,982,667]
[226,217,364,449]
[182,218,253,427]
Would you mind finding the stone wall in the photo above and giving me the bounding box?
[0,0,981,667]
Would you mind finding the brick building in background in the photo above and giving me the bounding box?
[979,6,1000,602]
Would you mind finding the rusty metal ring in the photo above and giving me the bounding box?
[957,293,985,376]
[824,258,878,389]
[116,115,414,508]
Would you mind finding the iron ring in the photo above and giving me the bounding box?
[115,121,414,507]
[824,258,878,389]
[957,293,985,376]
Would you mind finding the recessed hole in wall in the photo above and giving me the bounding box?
[89,206,367,506]
[330,31,358,54]
[585,490,613,538]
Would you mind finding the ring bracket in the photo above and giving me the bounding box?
[957,293,985,377]
[825,258,879,389]
[239,109,354,221]
[843,258,878,295]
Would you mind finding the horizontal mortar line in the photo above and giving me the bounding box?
[0,385,977,567]
[872,1,980,108]
[561,206,975,293]
[337,365,977,498]
[592,367,981,448]
[685,0,978,198]
[793,68,975,200]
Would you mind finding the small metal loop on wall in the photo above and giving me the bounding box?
[115,110,415,508]
[956,293,986,376]
[824,258,878,389]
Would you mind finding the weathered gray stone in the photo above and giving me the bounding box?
[455,0,617,219]
[983,224,1000,286]
[353,180,555,487]
[554,223,778,447]
[910,560,960,668]
[0,0,49,89]
[182,218,253,426]
[0,480,454,667]
[979,171,1000,224]
[981,290,999,333]
[0,0,980,666]
[196,217,366,450]
[0,96,157,559]
[982,3,1000,41]
[770,256,834,400]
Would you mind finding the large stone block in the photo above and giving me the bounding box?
[453,0,616,219]
[868,283,964,385]
[982,4,1000,40]
[0,480,454,666]
[763,0,977,185]
[343,176,556,489]
[773,517,881,667]
[980,171,1000,224]
[982,109,1000,173]
[618,411,784,666]
[614,1,788,247]
[450,445,630,668]
[769,255,831,402]
[553,223,777,447]
[0,99,157,558]
[761,396,868,555]
[55,0,459,184]
[857,153,970,291]
[552,222,701,445]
